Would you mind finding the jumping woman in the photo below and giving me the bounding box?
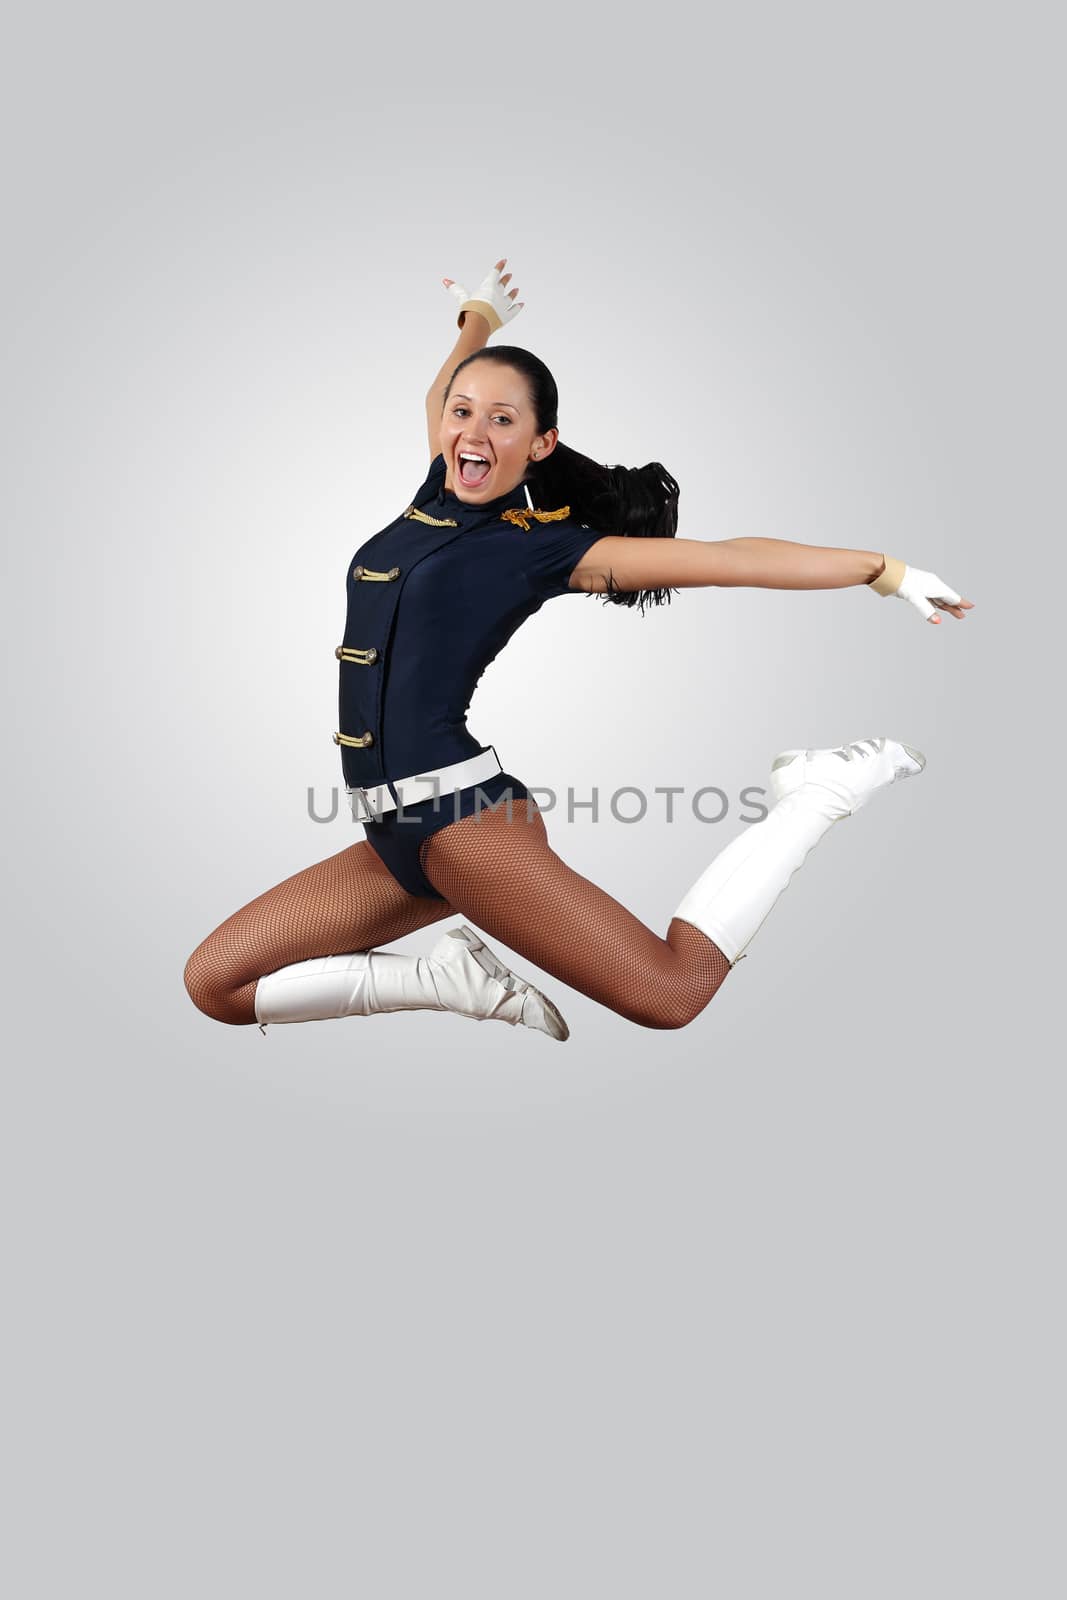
[183,259,973,1039]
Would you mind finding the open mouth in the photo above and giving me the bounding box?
[458,450,492,487]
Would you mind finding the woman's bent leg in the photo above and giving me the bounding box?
[419,805,732,1030]
[184,840,455,1026]
[420,737,925,1029]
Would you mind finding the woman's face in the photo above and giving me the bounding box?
[440,361,558,503]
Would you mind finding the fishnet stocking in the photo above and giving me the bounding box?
[419,801,732,1030]
[183,840,454,1025]
[184,805,732,1032]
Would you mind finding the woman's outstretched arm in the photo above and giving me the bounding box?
[572,536,973,617]
[572,535,886,591]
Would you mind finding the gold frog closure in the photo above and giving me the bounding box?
[335,645,379,664]
[404,505,459,527]
[500,505,572,533]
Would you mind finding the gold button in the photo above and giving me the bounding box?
[367,646,379,662]
[353,564,364,579]
[334,645,343,659]
[387,566,400,580]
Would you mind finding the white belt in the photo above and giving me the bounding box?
[346,747,503,824]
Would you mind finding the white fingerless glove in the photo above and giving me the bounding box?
[869,555,963,621]
[444,260,524,333]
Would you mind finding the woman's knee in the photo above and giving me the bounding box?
[183,941,253,1026]
[624,980,723,1031]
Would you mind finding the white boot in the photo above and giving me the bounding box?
[254,924,569,1041]
[672,737,925,965]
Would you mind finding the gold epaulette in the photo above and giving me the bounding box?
[500,504,571,533]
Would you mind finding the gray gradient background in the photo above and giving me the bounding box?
[3,3,1062,1596]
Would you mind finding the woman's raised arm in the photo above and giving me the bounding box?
[571,535,974,620]
[424,258,523,459]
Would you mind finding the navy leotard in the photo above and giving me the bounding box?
[336,453,605,898]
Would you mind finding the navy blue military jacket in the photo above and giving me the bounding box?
[335,454,607,788]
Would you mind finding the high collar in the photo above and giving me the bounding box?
[432,465,530,519]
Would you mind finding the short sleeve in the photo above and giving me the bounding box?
[522,517,608,601]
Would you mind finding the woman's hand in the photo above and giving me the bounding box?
[870,555,974,623]
[443,257,524,333]
[900,565,973,623]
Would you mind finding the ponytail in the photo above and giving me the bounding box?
[526,440,680,613]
